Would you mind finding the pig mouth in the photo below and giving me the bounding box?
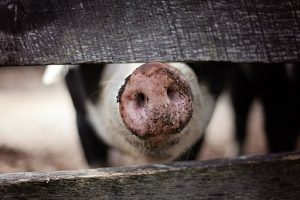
[126,132,183,160]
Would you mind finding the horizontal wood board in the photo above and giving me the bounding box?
[0,151,300,199]
[0,0,300,66]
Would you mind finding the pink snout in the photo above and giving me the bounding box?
[117,62,193,138]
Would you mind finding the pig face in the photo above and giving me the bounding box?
[85,62,216,163]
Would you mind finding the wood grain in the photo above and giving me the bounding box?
[0,0,299,65]
[0,151,300,199]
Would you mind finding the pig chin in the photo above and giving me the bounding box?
[122,127,190,161]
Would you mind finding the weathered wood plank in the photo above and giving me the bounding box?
[0,0,299,66]
[0,151,300,199]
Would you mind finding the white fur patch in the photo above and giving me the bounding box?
[42,65,76,85]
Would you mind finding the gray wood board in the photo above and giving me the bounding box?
[0,0,300,66]
[0,151,300,199]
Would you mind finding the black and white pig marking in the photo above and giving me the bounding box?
[45,62,299,167]
[61,62,228,167]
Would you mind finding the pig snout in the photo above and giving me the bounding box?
[117,62,193,138]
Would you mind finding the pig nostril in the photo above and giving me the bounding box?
[135,92,146,108]
[167,86,178,101]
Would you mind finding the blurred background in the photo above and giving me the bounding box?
[0,66,298,173]
[0,66,87,173]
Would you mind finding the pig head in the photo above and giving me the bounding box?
[59,62,227,166]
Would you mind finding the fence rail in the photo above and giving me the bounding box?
[0,151,300,199]
[1,0,300,66]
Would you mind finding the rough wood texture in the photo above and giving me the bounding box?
[0,151,300,199]
[0,0,299,66]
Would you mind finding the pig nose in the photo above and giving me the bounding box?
[118,62,193,138]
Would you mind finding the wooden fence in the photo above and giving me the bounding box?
[0,0,299,65]
[0,152,300,199]
[0,0,300,199]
